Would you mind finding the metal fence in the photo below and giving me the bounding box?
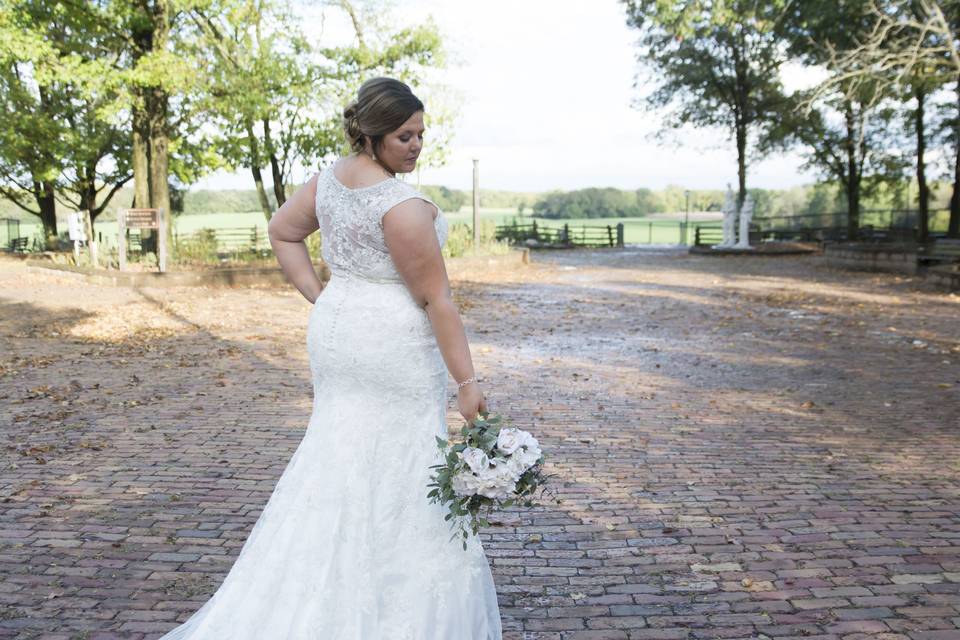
[752,208,950,243]
[691,208,954,246]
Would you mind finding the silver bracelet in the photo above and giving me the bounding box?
[457,376,477,389]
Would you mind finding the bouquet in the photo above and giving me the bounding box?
[427,412,551,550]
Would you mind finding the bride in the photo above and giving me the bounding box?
[158,77,503,639]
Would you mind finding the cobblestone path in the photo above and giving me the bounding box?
[1,249,958,639]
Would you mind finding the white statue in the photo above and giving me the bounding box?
[735,195,754,249]
[715,184,736,248]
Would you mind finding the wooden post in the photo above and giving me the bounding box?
[118,209,127,271]
[472,159,480,250]
[607,225,613,247]
[157,208,167,273]
[617,222,624,247]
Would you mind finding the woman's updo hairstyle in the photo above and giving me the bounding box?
[343,77,424,155]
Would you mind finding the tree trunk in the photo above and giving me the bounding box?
[132,100,151,209]
[148,88,170,218]
[148,0,172,256]
[34,86,59,249]
[949,78,960,239]
[80,161,97,219]
[844,102,860,240]
[916,84,929,245]
[251,165,272,221]
[735,120,747,211]
[730,35,748,212]
[263,118,286,206]
[131,6,153,211]
[130,9,153,254]
[34,179,58,249]
[246,121,273,221]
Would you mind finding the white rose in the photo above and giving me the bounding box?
[518,429,540,451]
[506,453,531,478]
[515,432,542,468]
[476,460,518,500]
[477,475,513,500]
[450,469,484,497]
[496,427,523,455]
[459,447,490,474]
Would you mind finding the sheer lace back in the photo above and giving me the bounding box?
[315,167,449,283]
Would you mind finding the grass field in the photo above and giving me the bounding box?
[10,209,713,248]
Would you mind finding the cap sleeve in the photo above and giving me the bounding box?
[377,181,441,228]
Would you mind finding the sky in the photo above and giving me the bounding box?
[194,0,822,193]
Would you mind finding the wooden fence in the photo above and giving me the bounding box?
[172,226,269,253]
[495,220,624,248]
[693,225,724,247]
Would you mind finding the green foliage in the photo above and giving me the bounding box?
[172,227,220,265]
[420,185,466,212]
[533,187,662,219]
[441,220,510,258]
[0,0,454,233]
[0,1,69,218]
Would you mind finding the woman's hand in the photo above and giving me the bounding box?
[457,382,488,424]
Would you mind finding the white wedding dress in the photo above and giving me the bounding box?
[158,167,503,639]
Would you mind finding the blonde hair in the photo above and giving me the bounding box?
[343,77,424,154]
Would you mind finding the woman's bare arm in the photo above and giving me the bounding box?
[383,198,487,420]
[267,174,323,303]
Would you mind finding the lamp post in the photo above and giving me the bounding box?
[684,189,690,245]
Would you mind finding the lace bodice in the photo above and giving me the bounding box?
[315,166,448,283]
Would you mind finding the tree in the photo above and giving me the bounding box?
[905,70,941,243]
[421,185,466,212]
[813,0,960,238]
[635,187,664,214]
[320,1,451,172]
[0,1,65,246]
[88,0,209,254]
[622,0,793,208]
[185,0,318,219]
[187,0,448,221]
[533,188,644,219]
[45,1,132,224]
[0,0,134,246]
[781,0,912,239]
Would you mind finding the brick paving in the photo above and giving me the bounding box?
[1,249,959,639]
